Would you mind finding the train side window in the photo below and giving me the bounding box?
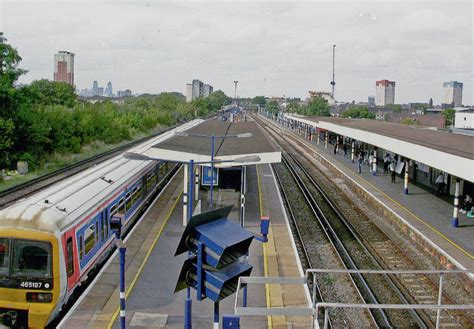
[79,235,84,261]
[66,237,74,277]
[100,213,105,241]
[84,225,95,255]
[95,221,99,243]
[118,198,125,214]
[110,204,117,217]
[125,192,131,210]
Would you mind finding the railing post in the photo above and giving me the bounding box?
[119,245,126,329]
[436,274,444,329]
[323,308,329,329]
[311,272,317,329]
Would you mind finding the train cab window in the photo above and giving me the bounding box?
[79,235,84,260]
[66,237,74,277]
[11,240,52,278]
[84,225,95,255]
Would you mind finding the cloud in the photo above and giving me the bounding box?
[2,0,472,104]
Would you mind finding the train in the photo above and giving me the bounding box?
[0,119,203,328]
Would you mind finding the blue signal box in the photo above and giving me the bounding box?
[174,206,254,302]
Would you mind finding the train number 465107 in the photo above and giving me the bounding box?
[20,281,43,289]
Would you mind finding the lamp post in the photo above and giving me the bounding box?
[234,80,238,105]
[123,151,260,329]
[174,132,252,209]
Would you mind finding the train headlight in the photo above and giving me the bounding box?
[26,292,53,303]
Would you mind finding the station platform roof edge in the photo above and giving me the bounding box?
[146,119,281,167]
[284,114,474,182]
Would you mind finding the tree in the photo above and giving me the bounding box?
[0,32,27,118]
[0,118,14,167]
[266,100,279,114]
[252,96,266,106]
[305,97,330,116]
[387,104,402,113]
[341,106,375,119]
[22,79,76,107]
[442,108,455,127]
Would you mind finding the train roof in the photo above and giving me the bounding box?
[0,120,203,234]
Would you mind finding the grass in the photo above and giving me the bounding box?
[0,126,167,193]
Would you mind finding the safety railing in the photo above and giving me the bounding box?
[233,268,474,329]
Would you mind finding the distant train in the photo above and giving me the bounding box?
[0,120,203,328]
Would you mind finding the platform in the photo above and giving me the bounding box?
[269,116,474,272]
[59,164,310,328]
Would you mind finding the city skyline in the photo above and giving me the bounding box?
[3,0,472,104]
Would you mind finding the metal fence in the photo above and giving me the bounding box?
[234,268,474,329]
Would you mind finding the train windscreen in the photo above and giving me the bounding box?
[0,238,52,279]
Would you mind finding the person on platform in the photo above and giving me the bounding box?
[343,143,348,157]
[383,153,391,174]
[435,173,445,195]
[357,153,363,174]
[460,194,472,214]
[369,153,375,174]
[389,160,396,183]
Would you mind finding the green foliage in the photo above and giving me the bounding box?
[21,79,76,107]
[252,96,266,106]
[304,97,330,116]
[266,100,279,114]
[0,32,27,118]
[442,108,455,126]
[387,104,402,113]
[341,106,375,119]
[0,33,230,172]
[401,117,417,125]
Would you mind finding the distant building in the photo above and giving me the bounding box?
[104,81,113,97]
[92,81,99,96]
[186,80,213,102]
[97,87,104,96]
[375,80,395,106]
[368,96,375,107]
[186,83,193,102]
[203,84,213,97]
[443,81,463,107]
[117,89,132,97]
[54,51,75,86]
[308,91,335,105]
[454,109,474,129]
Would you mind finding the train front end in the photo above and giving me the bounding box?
[0,229,60,328]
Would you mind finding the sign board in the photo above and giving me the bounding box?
[201,166,219,186]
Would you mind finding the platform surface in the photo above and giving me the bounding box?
[275,117,474,270]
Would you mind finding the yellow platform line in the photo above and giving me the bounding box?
[106,191,183,329]
[297,132,474,260]
[257,165,273,329]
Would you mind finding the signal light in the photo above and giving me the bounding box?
[175,206,254,302]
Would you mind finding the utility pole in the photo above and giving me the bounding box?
[234,80,238,105]
[330,44,336,99]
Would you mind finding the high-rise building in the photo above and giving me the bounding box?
[92,81,100,96]
[368,96,375,107]
[375,80,395,106]
[203,84,213,97]
[54,51,75,85]
[192,79,203,100]
[104,81,113,97]
[443,81,463,107]
[186,83,193,102]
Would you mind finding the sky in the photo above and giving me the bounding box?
[1,0,472,104]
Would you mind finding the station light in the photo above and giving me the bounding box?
[174,206,254,302]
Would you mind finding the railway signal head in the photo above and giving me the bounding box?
[174,206,254,302]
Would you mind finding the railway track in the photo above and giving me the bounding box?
[254,114,473,327]
[0,125,177,208]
